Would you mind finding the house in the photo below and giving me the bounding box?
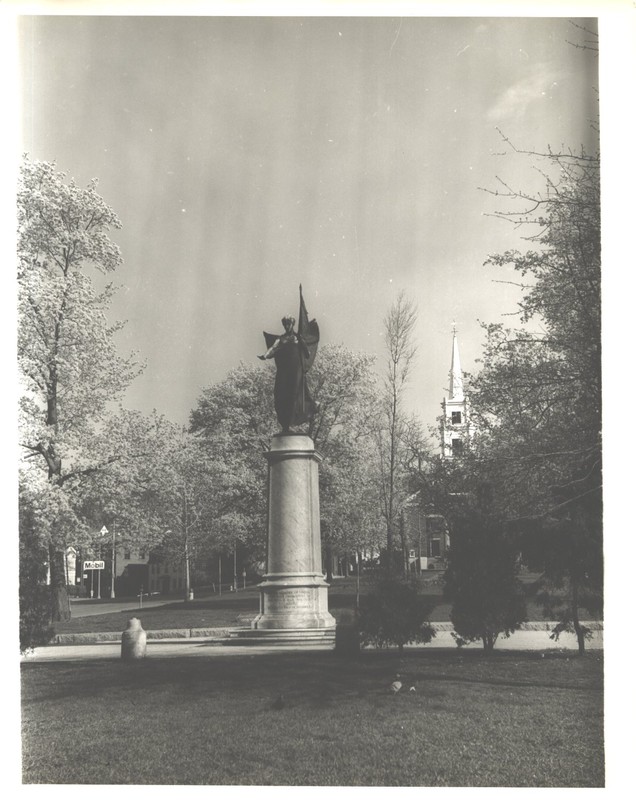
[402,504,450,571]
[147,558,186,595]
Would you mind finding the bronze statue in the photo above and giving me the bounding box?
[259,285,319,432]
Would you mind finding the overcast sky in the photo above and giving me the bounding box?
[18,14,599,439]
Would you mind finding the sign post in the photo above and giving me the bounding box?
[83,561,104,600]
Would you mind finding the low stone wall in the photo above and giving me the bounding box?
[53,627,234,645]
[428,621,604,632]
[51,620,603,646]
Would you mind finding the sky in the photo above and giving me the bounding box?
[16,12,601,440]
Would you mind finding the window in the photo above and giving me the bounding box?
[451,438,464,455]
[451,411,462,424]
[430,539,441,558]
[124,549,131,560]
[139,550,146,560]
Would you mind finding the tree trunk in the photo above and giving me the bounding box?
[399,512,408,579]
[325,543,333,582]
[48,543,70,622]
[571,577,586,655]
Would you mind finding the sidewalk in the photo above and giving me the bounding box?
[49,619,603,645]
[22,622,603,662]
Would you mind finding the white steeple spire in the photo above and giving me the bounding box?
[449,322,464,400]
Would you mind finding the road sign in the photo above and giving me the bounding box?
[100,526,109,535]
[83,560,105,570]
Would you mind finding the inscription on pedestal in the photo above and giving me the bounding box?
[275,588,314,611]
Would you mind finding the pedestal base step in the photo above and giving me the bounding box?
[226,627,336,648]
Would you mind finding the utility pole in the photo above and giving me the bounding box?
[183,486,193,601]
[111,524,116,598]
[100,525,117,599]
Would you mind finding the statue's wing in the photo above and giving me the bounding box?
[263,331,278,350]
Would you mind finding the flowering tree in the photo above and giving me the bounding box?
[18,157,142,621]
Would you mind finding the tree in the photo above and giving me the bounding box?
[143,427,225,599]
[318,432,385,585]
[189,362,276,569]
[517,455,602,655]
[375,293,419,576]
[71,412,207,597]
[357,578,435,654]
[473,128,600,504]
[19,477,55,650]
[443,509,527,651]
[18,157,141,621]
[467,133,601,650]
[307,345,383,580]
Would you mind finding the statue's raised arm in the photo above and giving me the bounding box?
[258,285,319,433]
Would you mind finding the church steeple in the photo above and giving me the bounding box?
[441,324,473,458]
[449,322,464,400]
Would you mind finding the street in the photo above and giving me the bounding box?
[69,596,176,618]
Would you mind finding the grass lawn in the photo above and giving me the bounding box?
[21,649,603,786]
[58,592,264,634]
[55,574,571,635]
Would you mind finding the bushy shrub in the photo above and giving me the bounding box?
[357,579,435,653]
[444,512,527,651]
[19,494,54,652]
[520,514,602,654]
[335,609,361,657]
[20,584,54,652]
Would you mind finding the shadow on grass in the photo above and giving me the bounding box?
[22,648,603,709]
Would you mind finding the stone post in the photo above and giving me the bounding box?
[121,617,147,660]
[250,433,336,638]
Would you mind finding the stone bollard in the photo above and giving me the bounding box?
[121,617,147,661]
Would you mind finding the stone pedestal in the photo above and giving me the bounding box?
[243,433,335,645]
